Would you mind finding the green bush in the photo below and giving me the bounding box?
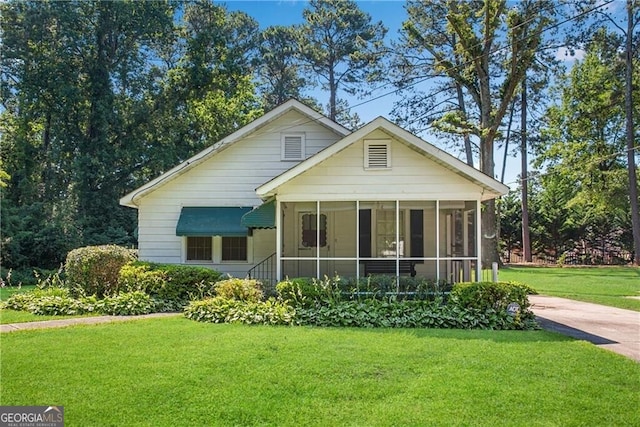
[65,245,137,297]
[184,297,295,325]
[3,286,71,311]
[215,278,263,302]
[118,261,221,305]
[276,276,452,307]
[97,291,157,316]
[294,299,538,330]
[276,277,320,307]
[450,281,536,312]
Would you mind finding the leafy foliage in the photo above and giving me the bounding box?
[65,245,137,297]
[97,291,157,316]
[276,276,452,308]
[184,297,295,325]
[118,261,221,306]
[299,0,387,122]
[214,278,263,302]
[450,282,536,317]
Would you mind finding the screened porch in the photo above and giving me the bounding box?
[276,200,481,283]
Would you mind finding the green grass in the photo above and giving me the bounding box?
[0,309,93,324]
[0,285,93,324]
[0,284,35,300]
[1,317,638,426]
[499,266,640,311]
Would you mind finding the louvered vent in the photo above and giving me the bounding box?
[282,134,304,160]
[365,141,390,169]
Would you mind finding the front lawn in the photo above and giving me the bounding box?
[0,286,92,324]
[1,317,638,426]
[499,266,640,311]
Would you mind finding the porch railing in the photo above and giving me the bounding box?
[247,253,277,296]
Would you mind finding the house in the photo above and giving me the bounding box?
[120,99,509,286]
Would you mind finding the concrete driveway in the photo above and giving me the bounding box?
[529,295,640,362]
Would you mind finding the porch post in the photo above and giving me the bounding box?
[276,199,282,281]
[436,200,440,282]
[476,199,482,282]
[395,200,400,279]
[356,200,360,282]
[316,200,320,279]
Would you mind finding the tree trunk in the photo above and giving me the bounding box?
[455,82,474,167]
[625,0,640,265]
[328,67,336,121]
[520,76,532,262]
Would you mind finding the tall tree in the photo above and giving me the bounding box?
[394,0,558,265]
[0,0,263,270]
[255,26,316,110]
[624,0,640,265]
[538,30,635,260]
[570,0,640,264]
[298,0,387,122]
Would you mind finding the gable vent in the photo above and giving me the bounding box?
[365,140,391,169]
[282,134,305,161]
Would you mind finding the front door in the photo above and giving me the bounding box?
[296,212,330,276]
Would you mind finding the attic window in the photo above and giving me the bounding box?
[364,140,391,169]
[281,133,305,161]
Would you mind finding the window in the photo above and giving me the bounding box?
[222,237,248,261]
[376,209,404,257]
[301,213,327,247]
[281,133,305,160]
[187,237,212,261]
[364,140,391,169]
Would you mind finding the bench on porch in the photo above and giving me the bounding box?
[361,260,417,277]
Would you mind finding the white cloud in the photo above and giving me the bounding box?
[555,47,586,62]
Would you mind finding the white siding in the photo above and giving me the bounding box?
[276,130,487,201]
[136,109,342,274]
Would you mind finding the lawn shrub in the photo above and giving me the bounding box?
[184,297,294,325]
[294,300,538,330]
[276,277,321,307]
[28,295,86,316]
[118,262,221,305]
[97,291,157,316]
[276,276,452,307]
[3,287,157,316]
[3,286,71,311]
[215,278,263,302]
[450,281,536,311]
[65,245,137,297]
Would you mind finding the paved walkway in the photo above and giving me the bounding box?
[529,295,640,362]
[0,312,181,333]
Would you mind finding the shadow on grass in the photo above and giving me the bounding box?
[334,324,575,344]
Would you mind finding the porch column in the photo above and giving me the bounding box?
[276,199,282,281]
[476,199,482,282]
[436,200,440,282]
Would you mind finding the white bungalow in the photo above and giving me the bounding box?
[120,100,508,286]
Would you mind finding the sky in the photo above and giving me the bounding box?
[220,0,617,189]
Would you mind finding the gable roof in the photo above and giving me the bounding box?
[256,116,510,201]
[119,99,351,208]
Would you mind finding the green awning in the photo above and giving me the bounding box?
[176,207,252,237]
[241,200,276,228]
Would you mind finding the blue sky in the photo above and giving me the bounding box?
[223,0,407,123]
[220,0,590,189]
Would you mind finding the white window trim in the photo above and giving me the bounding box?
[364,139,391,170]
[281,132,306,161]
